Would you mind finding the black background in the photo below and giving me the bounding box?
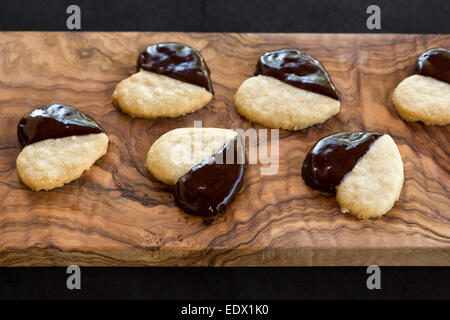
[0,0,449,300]
[0,0,449,33]
[1,267,450,299]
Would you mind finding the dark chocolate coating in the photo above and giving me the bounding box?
[416,48,450,84]
[302,132,382,192]
[137,42,214,93]
[175,136,246,217]
[254,49,340,100]
[17,104,104,146]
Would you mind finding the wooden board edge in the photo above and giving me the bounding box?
[1,247,449,266]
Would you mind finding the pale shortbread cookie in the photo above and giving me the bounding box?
[17,133,109,191]
[234,75,340,130]
[147,128,237,185]
[112,69,213,118]
[336,135,404,219]
[392,74,450,126]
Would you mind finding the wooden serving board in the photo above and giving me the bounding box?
[0,32,449,266]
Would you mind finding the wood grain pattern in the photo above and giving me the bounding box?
[0,32,449,266]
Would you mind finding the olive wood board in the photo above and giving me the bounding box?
[0,32,449,266]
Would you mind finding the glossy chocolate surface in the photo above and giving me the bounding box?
[18,104,104,146]
[254,49,340,100]
[417,48,450,84]
[302,132,382,192]
[137,42,213,93]
[175,136,246,217]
